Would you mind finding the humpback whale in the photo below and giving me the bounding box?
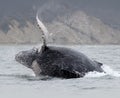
[15,14,104,78]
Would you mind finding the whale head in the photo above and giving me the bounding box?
[15,48,39,68]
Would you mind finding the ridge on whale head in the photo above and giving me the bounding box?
[15,13,104,78]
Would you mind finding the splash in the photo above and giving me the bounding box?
[85,65,120,78]
[102,64,120,77]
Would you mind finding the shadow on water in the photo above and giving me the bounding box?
[82,87,98,90]
[0,74,53,81]
[0,73,117,81]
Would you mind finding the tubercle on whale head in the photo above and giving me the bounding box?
[15,48,39,69]
[15,44,49,68]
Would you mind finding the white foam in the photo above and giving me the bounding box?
[85,65,120,78]
[102,65,120,77]
[85,71,106,78]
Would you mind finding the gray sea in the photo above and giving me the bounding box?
[0,45,120,98]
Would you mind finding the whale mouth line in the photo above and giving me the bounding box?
[18,61,31,68]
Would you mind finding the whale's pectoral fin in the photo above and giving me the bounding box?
[32,60,42,76]
[60,69,85,78]
[94,61,103,67]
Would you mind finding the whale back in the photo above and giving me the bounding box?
[36,46,103,78]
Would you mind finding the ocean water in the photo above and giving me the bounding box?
[0,45,120,98]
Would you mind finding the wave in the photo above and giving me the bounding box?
[85,65,120,78]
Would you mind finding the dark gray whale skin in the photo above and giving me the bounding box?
[15,45,104,79]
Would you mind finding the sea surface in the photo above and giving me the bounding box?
[0,45,120,98]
